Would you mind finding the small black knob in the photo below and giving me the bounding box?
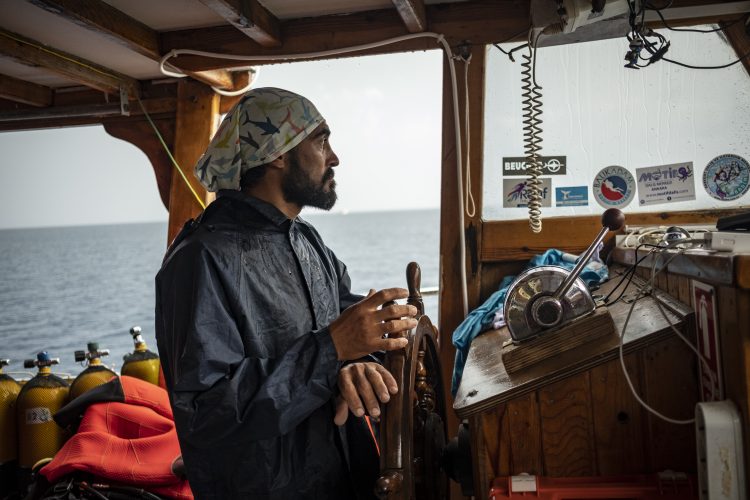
[602,208,625,231]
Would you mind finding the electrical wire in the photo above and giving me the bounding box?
[616,239,715,425]
[662,52,750,70]
[645,0,744,33]
[520,28,544,233]
[161,32,471,314]
[492,42,529,62]
[603,243,660,305]
[490,26,533,62]
[626,0,750,70]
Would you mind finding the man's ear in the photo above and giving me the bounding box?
[266,154,286,171]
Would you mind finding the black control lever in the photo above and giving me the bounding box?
[531,208,624,328]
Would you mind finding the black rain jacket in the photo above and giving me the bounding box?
[155,191,378,499]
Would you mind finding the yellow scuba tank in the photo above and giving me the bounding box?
[0,359,21,491]
[121,326,161,386]
[16,352,69,471]
[68,342,117,401]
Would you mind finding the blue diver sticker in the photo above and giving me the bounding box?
[636,162,696,206]
[592,166,635,208]
[555,186,588,207]
[503,178,552,208]
[703,154,750,201]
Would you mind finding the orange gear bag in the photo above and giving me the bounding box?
[41,375,192,500]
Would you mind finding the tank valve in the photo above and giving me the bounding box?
[23,352,60,369]
[74,342,110,363]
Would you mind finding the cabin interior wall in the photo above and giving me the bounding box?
[470,333,699,499]
[634,263,750,487]
[469,251,750,496]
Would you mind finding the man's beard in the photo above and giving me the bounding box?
[281,151,337,210]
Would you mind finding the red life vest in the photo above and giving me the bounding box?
[41,375,192,500]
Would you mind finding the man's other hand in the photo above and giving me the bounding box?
[334,362,397,426]
[329,288,417,361]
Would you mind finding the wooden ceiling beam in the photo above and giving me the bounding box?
[28,0,158,59]
[198,0,282,47]
[25,0,239,90]
[0,28,139,96]
[161,0,529,71]
[392,0,427,33]
[722,15,750,77]
[0,73,53,106]
[0,96,175,129]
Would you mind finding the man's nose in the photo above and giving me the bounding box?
[328,149,340,168]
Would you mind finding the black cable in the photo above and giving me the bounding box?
[625,0,750,70]
[646,1,744,33]
[492,26,533,62]
[603,243,661,305]
[663,51,750,69]
[492,42,529,62]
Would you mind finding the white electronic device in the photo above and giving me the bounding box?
[705,231,750,253]
[696,400,746,500]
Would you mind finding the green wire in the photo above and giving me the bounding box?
[136,96,206,210]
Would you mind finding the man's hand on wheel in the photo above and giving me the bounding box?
[334,362,397,426]
[329,288,417,361]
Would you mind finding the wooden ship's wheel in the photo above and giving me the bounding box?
[375,262,449,500]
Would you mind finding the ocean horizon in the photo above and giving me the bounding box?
[0,208,440,377]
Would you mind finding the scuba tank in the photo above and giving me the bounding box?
[16,352,69,472]
[68,342,117,401]
[0,359,21,492]
[121,326,161,386]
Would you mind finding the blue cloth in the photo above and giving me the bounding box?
[451,249,608,395]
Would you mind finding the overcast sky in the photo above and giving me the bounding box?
[0,51,443,229]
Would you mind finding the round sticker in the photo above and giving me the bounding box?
[592,166,635,208]
[703,154,750,201]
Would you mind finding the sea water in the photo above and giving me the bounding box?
[0,209,439,377]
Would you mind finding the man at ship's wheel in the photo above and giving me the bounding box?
[155,88,416,499]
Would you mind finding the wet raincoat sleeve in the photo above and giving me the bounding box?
[159,244,344,445]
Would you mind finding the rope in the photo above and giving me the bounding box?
[136,96,206,210]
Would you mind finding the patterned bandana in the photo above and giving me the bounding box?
[194,87,325,191]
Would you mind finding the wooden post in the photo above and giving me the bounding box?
[167,80,219,244]
[438,44,486,494]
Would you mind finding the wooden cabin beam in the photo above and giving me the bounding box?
[0,28,139,97]
[0,96,175,124]
[27,0,158,59]
[104,117,175,210]
[437,43,487,500]
[437,44,487,465]
[480,208,750,262]
[391,0,427,33]
[438,48,462,499]
[0,81,178,130]
[167,79,219,244]
[25,0,238,90]
[0,73,52,107]
[198,0,282,48]
[722,14,750,77]
[160,0,529,71]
